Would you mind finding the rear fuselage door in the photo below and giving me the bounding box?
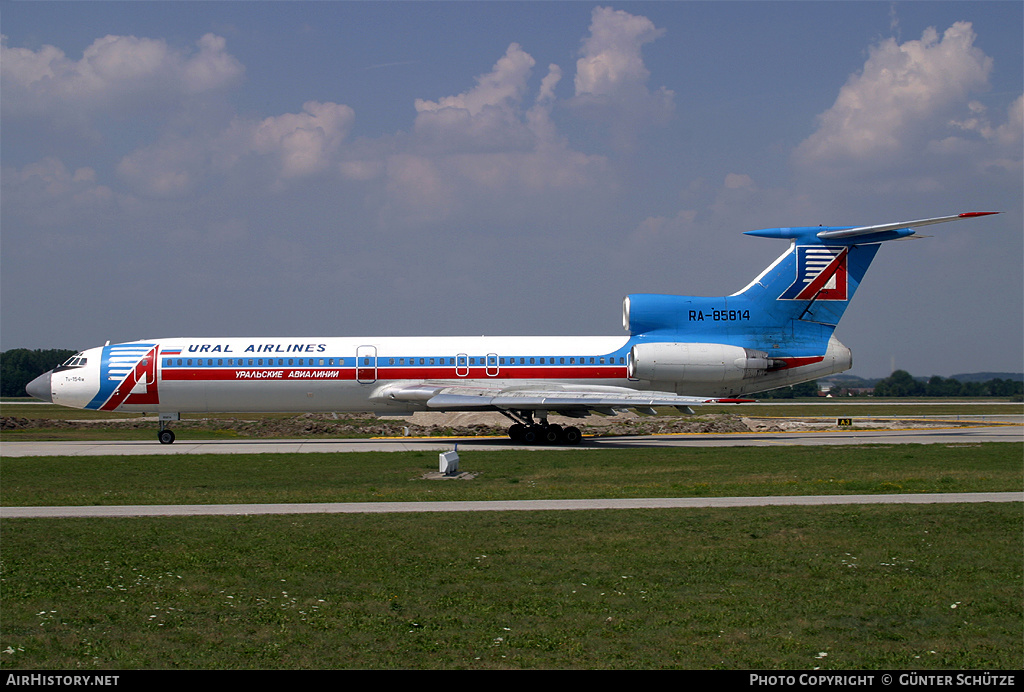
[356,345,377,383]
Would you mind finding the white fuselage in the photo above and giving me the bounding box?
[48,333,850,414]
[55,335,627,412]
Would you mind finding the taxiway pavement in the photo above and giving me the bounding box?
[1,423,1020,457]
[3,492,1020,519]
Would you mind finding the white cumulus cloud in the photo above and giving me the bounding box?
[794,22,995,172]
[248,101,355,179]
[574,6,665,97]
[372,42,609,227]
[1,32,243,114]
[415,43,535,117]
[568,6,674,149]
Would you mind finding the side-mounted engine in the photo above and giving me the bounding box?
[628,342,772,384]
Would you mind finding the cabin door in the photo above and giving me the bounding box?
[356,345,377,383]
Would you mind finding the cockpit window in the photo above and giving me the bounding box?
[55,353,87,371]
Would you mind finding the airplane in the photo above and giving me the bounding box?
[25,211,998,445]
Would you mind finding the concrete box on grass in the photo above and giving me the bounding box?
[439,450,459,475]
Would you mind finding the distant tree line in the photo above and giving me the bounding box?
[1,349,77,397]
[755,380,820,398]
[872,370,1023,398]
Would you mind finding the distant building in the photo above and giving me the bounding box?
[818,381,874,396]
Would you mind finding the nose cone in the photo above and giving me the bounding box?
[26,371,53,402]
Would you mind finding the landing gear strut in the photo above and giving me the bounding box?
[501,410,582,446]
[157,412,179,444]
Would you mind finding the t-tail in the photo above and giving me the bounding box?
[622,212,999,396]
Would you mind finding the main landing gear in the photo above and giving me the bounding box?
[501,410,582,446]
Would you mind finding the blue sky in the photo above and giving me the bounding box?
[2,1,1021,378]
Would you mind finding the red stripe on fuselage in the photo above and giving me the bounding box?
[160,366,630,382]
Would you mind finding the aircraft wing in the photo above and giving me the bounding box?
[373,381,752,416]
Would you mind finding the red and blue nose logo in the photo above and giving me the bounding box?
[87,343,160,410]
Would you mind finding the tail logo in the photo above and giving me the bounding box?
[779,246,849,301]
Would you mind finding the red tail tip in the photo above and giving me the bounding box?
[958,211,1000,218]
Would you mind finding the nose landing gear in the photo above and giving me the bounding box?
[157,412,180,444]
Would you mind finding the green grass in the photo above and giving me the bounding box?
[1,504,1020,669]
[0,444,1020,507]
[1,443,1020,669]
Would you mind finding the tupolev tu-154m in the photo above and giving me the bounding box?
[26,212,998,445]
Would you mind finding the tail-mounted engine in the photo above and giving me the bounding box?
[623,294,695,334]
[628,342,773,384]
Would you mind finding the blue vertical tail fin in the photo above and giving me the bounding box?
[623,213,999,358]
[732,232,881,331]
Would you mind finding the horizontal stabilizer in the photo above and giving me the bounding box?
[744,212,999,242]
[815,212,1000,240]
